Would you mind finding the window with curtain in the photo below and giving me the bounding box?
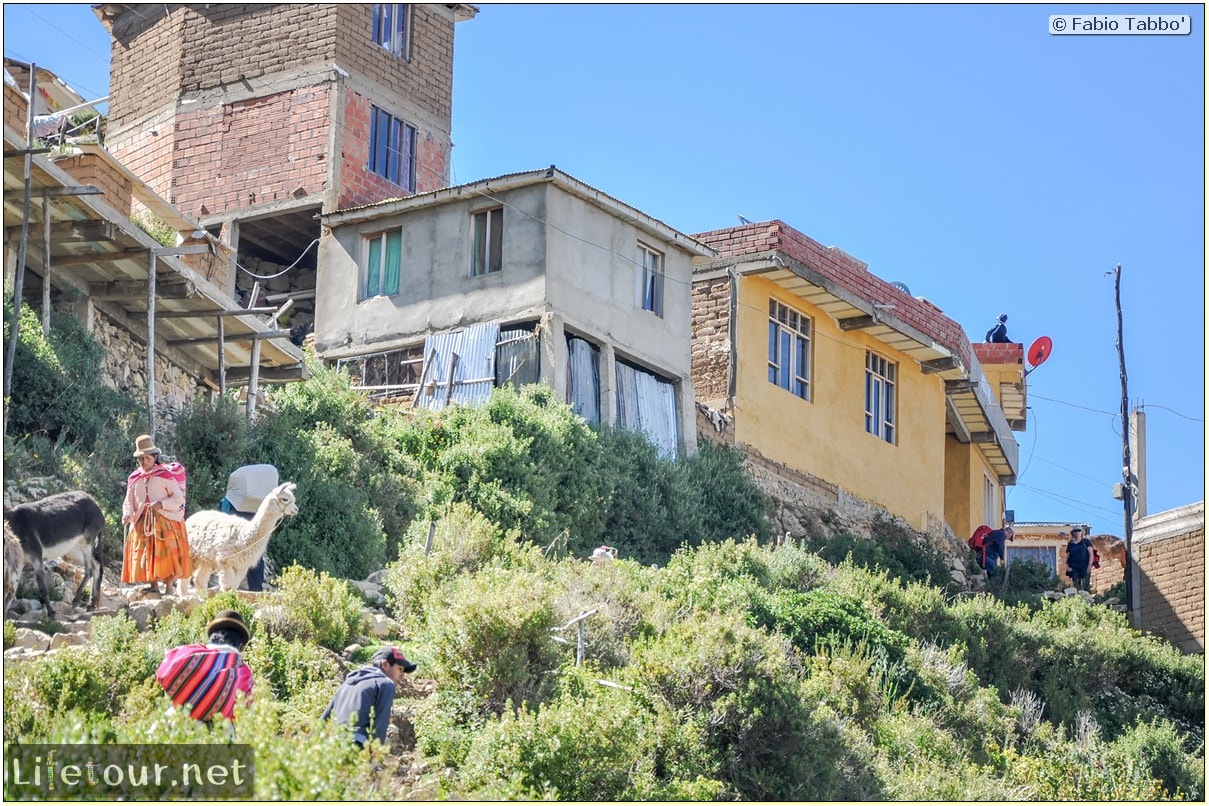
[767,298,812,400]
[637,242,664,316]
[368,104,417,191]
[864,350,896,444]
[364,229,402,298]
[371,3,412,60]
[471,207,503,276]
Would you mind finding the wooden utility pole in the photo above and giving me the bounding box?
[1114,263,1136,619]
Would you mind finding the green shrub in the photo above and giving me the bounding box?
[426,565,560,715]
[802,515,951,589]
[3,295,138,449]
[167,395,252,512]
[382,502,507,629]
[261,564,366,652]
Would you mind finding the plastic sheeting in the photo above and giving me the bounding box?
[615,362,678,459]
[225,464,280,514]
[567,337,600,424]
[414,322,500,411]
[496,328,539,389]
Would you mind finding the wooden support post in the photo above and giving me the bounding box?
[147,251,157,435]
[217,316,226,395]
[41,195,51,337]
[424,521,436,555]
[3,65,37,437]
[246,338,262,421]
[443,352,460,406]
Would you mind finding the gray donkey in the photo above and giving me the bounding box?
[4,491,105,612]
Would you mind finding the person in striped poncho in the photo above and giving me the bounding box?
[156,610,254,721]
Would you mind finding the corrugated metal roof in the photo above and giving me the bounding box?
[414,322,499,410]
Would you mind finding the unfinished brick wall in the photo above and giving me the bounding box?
[973,342,1024,364]
[4,78,27,133]
[690,277,731,404]
[104,4,185,128]
[1136,517,1205,652]
[334,3,455,125]
[338,89,447,208]
[694,221,976,372]
[162,84,331,218]
[50,154,133,218]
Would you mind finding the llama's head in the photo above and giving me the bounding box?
[272,482,300,518]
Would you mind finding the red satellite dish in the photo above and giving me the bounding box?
[1026,336,1052,375]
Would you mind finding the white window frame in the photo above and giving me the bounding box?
[368,105,417,191]
[372,3,412,61]
[1007,544,1059,575]
[362,229,402,299]
[637,242,664,317]
[984,473,997,527]
[767,299,812,401]
[471,207,503,276]
[864,351,896,444]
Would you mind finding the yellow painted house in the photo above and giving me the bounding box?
[690,220,1021,539]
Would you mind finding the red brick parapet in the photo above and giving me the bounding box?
[972,342,1024,365]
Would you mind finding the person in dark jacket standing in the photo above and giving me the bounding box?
[1065,525,1094,591]
[321,646,417,748]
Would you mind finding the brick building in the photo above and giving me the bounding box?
[93,3,476,333]
[1132,502,1205,653]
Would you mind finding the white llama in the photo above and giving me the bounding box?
[184,482,298,598]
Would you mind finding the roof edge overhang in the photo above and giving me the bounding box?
[698,249,960,366]
[696,249,1020,481]
[320,168,716,259]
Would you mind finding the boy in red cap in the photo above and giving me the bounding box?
[321,645,417,748]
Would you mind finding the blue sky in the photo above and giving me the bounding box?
[3,3,1204,533]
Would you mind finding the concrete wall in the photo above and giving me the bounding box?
[318,178,700,454]
[316,182,550,355]
[1133,502,1205,653]
[727,275,948,533]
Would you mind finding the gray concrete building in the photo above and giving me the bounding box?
[318,167,714,458]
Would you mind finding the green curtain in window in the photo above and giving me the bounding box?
[366,237,382,297]
[384,230,402,294]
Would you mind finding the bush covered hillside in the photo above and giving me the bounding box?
[2,317,1204,801]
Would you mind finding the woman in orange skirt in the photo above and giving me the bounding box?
[122,434,191,594]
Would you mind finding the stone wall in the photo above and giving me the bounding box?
[697,402,973,585]
[89,302,202,422]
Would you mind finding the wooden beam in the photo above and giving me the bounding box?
[156,306,276,319]
[53,248,149,268]
[222,365,306,383]
[4,185,103,201]
[6,219,115,243]
[167,329,290,348]
[944,379,978,394]
[837,314,877,331]
[920,355,961,375]
[89,279,193,300]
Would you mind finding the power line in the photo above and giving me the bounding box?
[1138,402,1204,424]
[1029,393,1120,419]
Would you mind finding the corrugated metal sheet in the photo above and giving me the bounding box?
[496,328,540,388]
[615,362,678,459]
[415,322,500,410]
[567,337,600,424]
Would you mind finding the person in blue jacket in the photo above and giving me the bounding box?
[321,646,417,748]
